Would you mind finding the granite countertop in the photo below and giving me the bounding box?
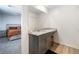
[29,28,57,36]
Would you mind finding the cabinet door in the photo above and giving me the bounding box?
[39,34,48,54]
[29,34,39,54]
[47,32,54,49]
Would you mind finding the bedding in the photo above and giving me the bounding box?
[7,29,21,38]
[6,24,21,40]
[9,35,21,41]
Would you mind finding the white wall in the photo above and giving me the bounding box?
[38,6,79,49]
[21,6,40,54]
[28,11,39,32]
[21,6,29,54]
[0,14,21,30]
[0,14,3,30]
[37,13,56,29]
[0,14,1,29]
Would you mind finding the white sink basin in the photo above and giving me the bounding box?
[29,28,57,36]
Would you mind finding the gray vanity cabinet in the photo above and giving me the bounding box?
[38,34,48,54]
[29,34,39,54]
[29,32,54,54]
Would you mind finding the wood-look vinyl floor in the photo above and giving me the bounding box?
[50,42,79,54]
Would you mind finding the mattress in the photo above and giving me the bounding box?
[7,29,21,38]
[8,35,21,41]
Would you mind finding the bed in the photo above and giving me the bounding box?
[6,24,21,40]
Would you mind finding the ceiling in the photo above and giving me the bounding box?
[0,5,22,15]
[0,5,60,15]
[29,5,60,14]
[28,5,48,14]
[44,5,60,11]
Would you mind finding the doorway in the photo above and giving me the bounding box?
[0,5,21,54]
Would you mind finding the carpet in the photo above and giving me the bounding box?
[0,37,21,54]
